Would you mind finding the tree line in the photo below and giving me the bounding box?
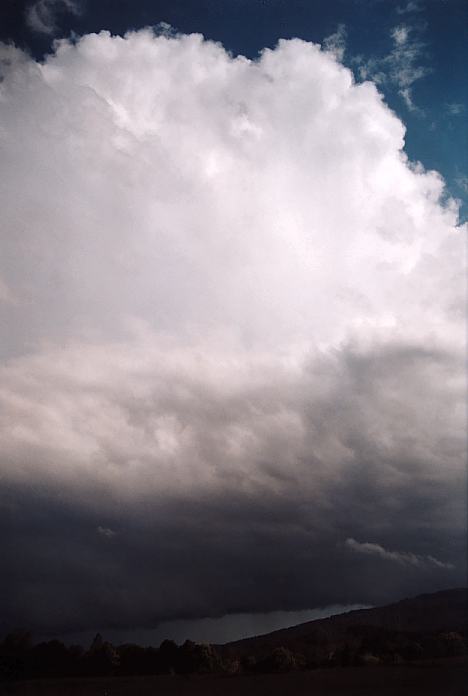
[0,625,466,682]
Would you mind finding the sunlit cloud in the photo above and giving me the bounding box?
[0,28,464,633]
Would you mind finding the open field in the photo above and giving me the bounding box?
[2,660,467,696]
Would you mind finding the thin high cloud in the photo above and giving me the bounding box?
[97,526,116,539]
[0,29,465,634]
[355,22,429,112]
[25,0,81,35]
[446,102,465,116]
[388,23,428,111]
[323,23,347,61]
[396,1,424,15]
[345,538,455,570]
[455,175,468,194]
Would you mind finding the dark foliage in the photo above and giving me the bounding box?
[1,589,466,682]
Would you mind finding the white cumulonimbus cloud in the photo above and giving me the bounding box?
[0,28,465,629]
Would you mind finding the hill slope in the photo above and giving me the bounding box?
[221,588,467,662]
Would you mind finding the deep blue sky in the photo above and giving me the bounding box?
[1,0,466,218]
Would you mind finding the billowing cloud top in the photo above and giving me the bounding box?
[0,29,465,635]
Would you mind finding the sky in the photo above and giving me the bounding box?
[0,0,466,646]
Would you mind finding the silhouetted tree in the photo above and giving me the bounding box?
[28,640,70,677]
[178,640,223,674]
[82,633,119,676]
[158,639,178,674]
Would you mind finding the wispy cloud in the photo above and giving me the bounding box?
[455,175,468,194]
[323,24,347,62]
[392,25,410,46]
[97,526,116,539]
[446,102,465,116]
[389,24,429,112]
[396,1,424,15]
[25,0,81,35]
[355,23,429,112]
[345,538,455,570]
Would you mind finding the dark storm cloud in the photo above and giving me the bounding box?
[1,341,464,635]
[1,483,462,636]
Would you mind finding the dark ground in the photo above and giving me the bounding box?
[1,660,467,695]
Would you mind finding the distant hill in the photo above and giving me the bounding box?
[1,588,466,684]
[220,588,467,664]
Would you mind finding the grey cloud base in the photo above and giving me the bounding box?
[0,28,465,634]
[1,340,464,635]
[1,477,464,636]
